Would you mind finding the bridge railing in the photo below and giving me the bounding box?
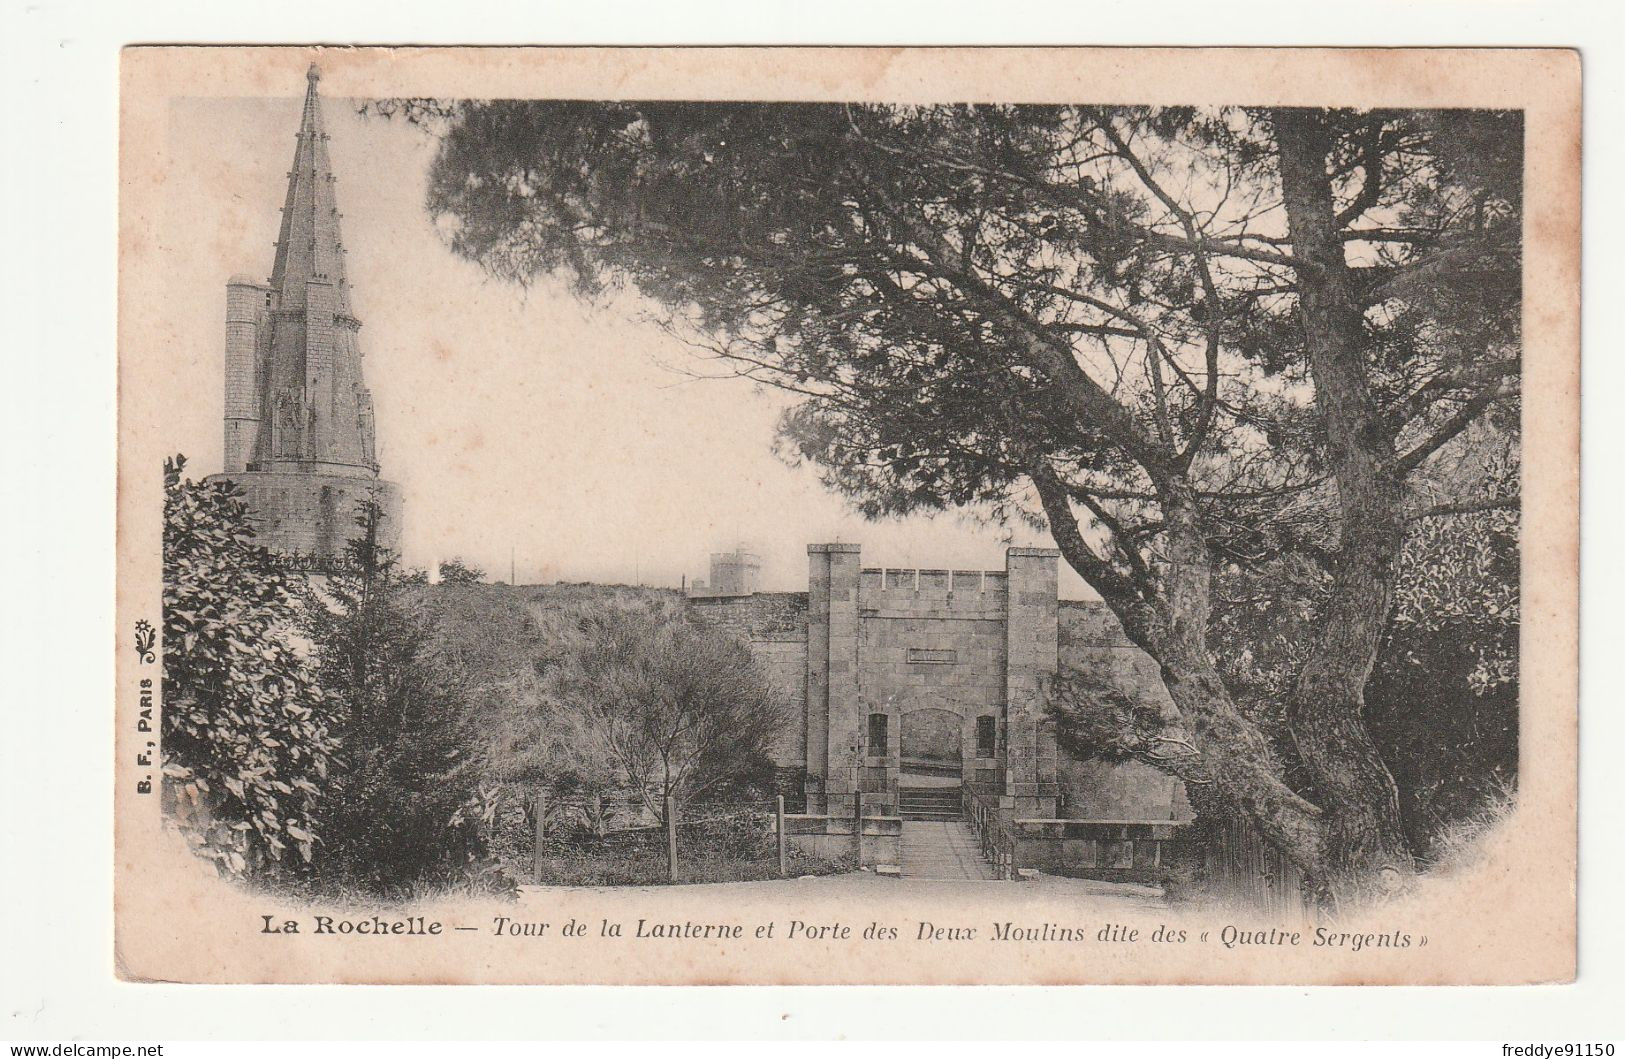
[962,786,1018,879]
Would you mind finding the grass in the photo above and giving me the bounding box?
[515,819,857,887]
[1420,778,1518,877]
[489,798,857,886]
[532,846,856,887]
[268,855,521,906]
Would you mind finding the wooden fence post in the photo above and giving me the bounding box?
[775,795,787,877]
[532,788,546,885]
[665,795,679,883]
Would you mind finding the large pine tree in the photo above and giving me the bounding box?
[396,102,1521,901]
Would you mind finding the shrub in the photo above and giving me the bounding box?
[550,608,790,823]
[303,502,504,896]
[160,455,333,877]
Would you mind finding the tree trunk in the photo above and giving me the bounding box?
[1152,633,1325,874]
[1034,474,1325,875]
[1274,109,1415,901]
[1143,494,1325,874]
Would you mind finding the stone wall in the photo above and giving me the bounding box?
[1056,600,1193,823]
[685,590,809,637]
[780,813,902,866]
[1010,819,1193,882]
[1058,758,1194,821]
[1058,600,1172,704]
[223,278,269,473]
[208,468,402,560]
[808,544,863,815]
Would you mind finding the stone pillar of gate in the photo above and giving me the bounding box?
[808,543,863,817]
[1003,547,1061,817]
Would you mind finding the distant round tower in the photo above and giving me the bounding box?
[208,64,403,564]
[708,546,761,595]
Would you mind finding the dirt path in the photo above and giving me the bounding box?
[515,870,1163,904]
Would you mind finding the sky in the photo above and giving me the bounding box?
[163,89,1094,597]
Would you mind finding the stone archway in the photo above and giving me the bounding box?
[900,707,962,780]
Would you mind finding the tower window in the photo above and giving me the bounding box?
[867,713,889,757]
[976,715,996,758]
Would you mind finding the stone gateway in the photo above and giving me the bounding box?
[686,543,1193,827]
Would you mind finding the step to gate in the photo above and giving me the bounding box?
[897,785,962,822]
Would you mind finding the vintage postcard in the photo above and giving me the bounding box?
[115,46,1579,985]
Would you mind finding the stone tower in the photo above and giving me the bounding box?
[207,65,403,562]
[708,547,761,595]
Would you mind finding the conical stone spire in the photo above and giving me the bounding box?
[210,64,402,564]
[249,61,377,475]
[268,64,355,320]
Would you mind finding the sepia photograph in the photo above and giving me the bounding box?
[109,45,1578,987]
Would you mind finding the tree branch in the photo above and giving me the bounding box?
[1394,388,1511,476]
[1334,118,1386,227]
[1408,496,1519,520]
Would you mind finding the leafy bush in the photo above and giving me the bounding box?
[160,455,334,877]
[414,584,681,791]
[436,557,486,584]
[1368,508,1518,858]
[550,608,790,823]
